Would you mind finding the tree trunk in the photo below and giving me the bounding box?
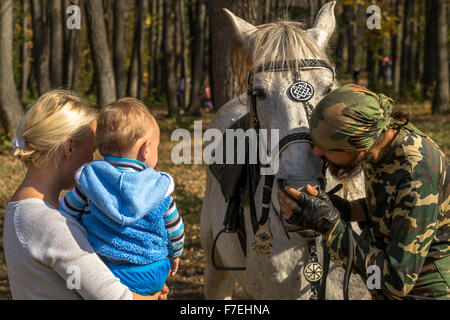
[178,0,190,107]
[345,3,356,74]
[423,0,438,99]
[208,0,258,110]
[163,0,179,116]
[334,4,346,73]
[153,0,164,92]
[0,0,24,137]
[128,0,148,99]
[114,0,127,99]
[263,0,271,23]
[63,0,80,90]
[20,0,31,102]
[84,0,116,107]
[393,0,404,93]
[407,1,417,86]
[366,31,379,91]
[31,0,52,95]
[147,0,156,94]
[187,0,206,115]
[433,0,449,113]
[49,0,64,88]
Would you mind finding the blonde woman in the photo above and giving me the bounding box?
[3,90,167,300]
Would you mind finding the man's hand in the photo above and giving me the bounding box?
[279,184,340,234]
[280,185,318,220]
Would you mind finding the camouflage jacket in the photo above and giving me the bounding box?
[325,124,450,300]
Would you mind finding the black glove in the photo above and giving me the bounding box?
[286,191,340,235]
[327,184,351,222]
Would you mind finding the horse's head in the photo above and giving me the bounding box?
[224,2,338,204]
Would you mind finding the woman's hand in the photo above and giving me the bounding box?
[158,284,169,300]
[131,284,169,300]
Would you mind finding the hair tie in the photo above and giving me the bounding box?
[12,137,26,150]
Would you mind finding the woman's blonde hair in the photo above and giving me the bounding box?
[14,90,98,167]
[96,98,156,157]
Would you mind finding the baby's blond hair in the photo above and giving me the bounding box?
[96,98,157,157]
[14,90,97,167]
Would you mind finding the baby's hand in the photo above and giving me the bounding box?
[170,257,179,277]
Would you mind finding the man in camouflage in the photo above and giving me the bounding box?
[280,84,450,300]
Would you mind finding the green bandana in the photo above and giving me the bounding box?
[310,84,395,152]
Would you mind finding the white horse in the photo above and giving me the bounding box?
[200,1,370,300]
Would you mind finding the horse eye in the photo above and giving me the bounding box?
[253,89,266,100]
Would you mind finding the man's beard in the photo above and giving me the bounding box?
[325,152,374,179]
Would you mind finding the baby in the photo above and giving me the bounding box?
[60,98,184,297]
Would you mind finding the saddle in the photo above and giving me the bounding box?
[208,113,261,259]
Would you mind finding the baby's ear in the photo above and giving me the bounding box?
[137,139,151,161]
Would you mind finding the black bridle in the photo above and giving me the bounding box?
[246,59,334,235]
[246,59,335,300]
[211,58,353,300]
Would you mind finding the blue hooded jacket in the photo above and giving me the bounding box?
[77,159,174,265]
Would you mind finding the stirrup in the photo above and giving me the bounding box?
[211,228,246,271]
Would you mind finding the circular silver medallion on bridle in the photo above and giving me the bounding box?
[303,262,323,283]
[289,81,314,102]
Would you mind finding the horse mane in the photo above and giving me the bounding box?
[249,20,333,73]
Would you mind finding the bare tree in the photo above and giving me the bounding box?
[114,0,127,99]
[63,0,80,91]
[423,0,438,99]
[84,0,117,107]
[49,0,64,88]
[187,0,206,115]
[31,0,52,95]
[128,0,148,99]
[0,0,24,137]
[393,0,404,93]
[151,0,164,93]
[433,0,449,113]
[345,3,356,75]
[208,0,258,110]
[20,0,32,102]
[163,0,179,116]
[177,0,189,106]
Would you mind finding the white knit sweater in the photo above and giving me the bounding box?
[3,199,132,300]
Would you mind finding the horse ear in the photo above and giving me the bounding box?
[223,8,257,51]
[306,1,336,49]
